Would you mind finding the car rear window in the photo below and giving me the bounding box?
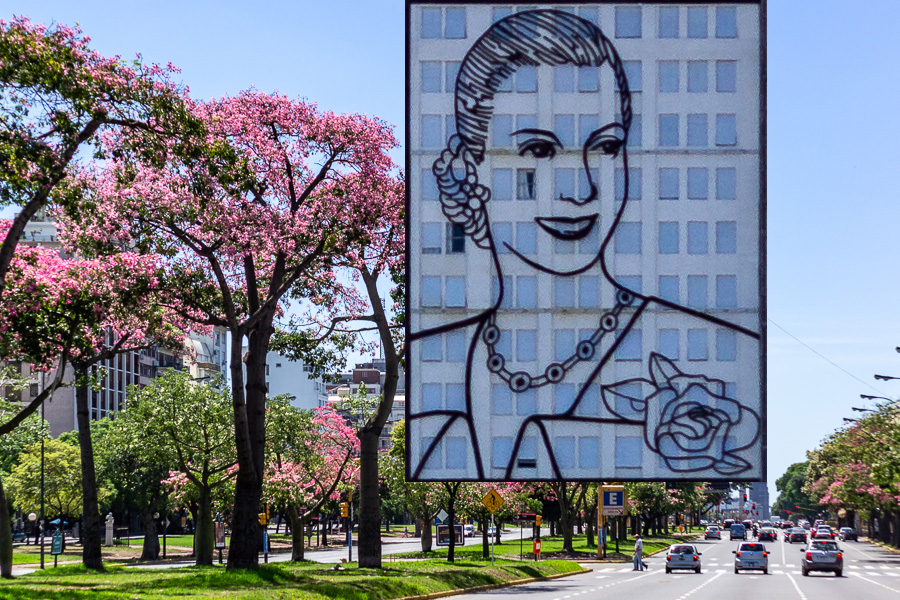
[671,546,694,554]
[812,542,838,551]
[741,543,764,551]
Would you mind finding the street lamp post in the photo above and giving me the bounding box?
[39,397,45,570]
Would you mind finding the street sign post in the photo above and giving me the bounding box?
[436,509,449,524]
[598,486,627,558]
[481,488,505,566]
[50,530,62,567]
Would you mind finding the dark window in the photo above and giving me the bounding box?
[447,224,466,253]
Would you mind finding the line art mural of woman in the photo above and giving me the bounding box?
[407,6,762,481]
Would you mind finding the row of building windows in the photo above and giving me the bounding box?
[421,60,737,95]
[419,324,739,364]
[420,273,741,311]
[420,6,740,41]
[424,423,736,471]
[420,166,739,202]
[420,112,739,149]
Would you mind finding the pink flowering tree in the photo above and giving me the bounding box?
[61,90,399,569]
[129,369,237,566]
[264,399,359,561]
[456,482,535,558]
[0,16,198,292]
[0,220,192,572]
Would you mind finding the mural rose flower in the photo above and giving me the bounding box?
[602,353,760,475]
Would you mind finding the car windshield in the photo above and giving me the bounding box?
[812,542,838,551]
[740,544,764,552]
[671,546,694,554]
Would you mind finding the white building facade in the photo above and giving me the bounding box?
[407,2,763,481]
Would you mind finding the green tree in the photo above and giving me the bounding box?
[773,462,815,519]
[92,415,175,561]
[6,438,111,521]
[126,370,236,565]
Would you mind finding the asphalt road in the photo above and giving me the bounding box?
[453,534,900,600]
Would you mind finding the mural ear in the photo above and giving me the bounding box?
[648,352,681,388]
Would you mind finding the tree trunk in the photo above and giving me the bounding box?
[0,476,12,578]
[358,428,381,568]
[75,369,103,570]
[227,321,270,570]
[586,504,595,548]
[552,482,575,554]
[481,516,489,559]
[140,510,160,561]
[287,505,306,561]
[195,486,214,566]
[420,517,433,553]
[444,482,459,562]
[495,520,501,545]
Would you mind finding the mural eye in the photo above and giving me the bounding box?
[587,137,623,158]
[517,140,557,159]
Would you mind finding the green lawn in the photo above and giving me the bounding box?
[392,531,698,561]
[0,558,584,599]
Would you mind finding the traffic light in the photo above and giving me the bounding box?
[743,494,748,502]
[795,505,800,509]
[258,512,267,525]
[340,502,349,518]
[752,504,756,510]
[535,515,542,526]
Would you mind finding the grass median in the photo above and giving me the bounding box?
[391,531,698,561]
[0,557,584,600]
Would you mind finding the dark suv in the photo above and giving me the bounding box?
[839,527,858,541]
[801,540,843,577]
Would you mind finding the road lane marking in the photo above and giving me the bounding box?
[773,570,784,574]
[594,575,608,579]
[672,570,724,600]
[786,574,808,600]
[866,565,876,569]
[852,572,900,594]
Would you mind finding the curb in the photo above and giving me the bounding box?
[399,567,591,600]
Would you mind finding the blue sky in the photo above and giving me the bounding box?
[5,0,900,507]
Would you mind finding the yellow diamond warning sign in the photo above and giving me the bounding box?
[482,488,505,514]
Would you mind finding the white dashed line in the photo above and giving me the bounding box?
[786,574,808,600]
[852,572,900,594]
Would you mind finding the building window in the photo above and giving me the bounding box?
[554,115,575,147]
[658,168,679,200]
[577,66,600,92]
[445,61,461,93]
[716,61,737,93]
[618,275,642,294]
[492,437,513,468]
[624,61,642,92]
[658,222,679,254]
[716,329,737,362]
[615,436,642,468]
[421,276,441,307]
[421,7,441,39]
[422,169,439,201]
[553,383,576,413]
[716,6,738,38]
[422,62,441,93]
[716,221,737,254]
[615,222,642,254]
[555,168,575,200]
[422,222,441,254]
[628,114,642,148]
[658,61,679,93]
[687,61,708,93]
[687,222,708,255]
[517,329,537,362]
[444,8,466,39]
[422,336,442,361]
[579,437,600,469]
[658,6,679,38]
[687,7,708,39]
[446,330,466,362]
[492,114,512,147]
[517,389,537,416]
[515,65,537,93]
[716,168,737,200]
[446,223,465,253]
[615,167,642,201]
[554,278,576,308]
[687,114,708,147]
[555,330,575,362]
[579,276,600,308]
[658,329,680,360]
[659,114,679,147]
[422,383,441,412]
[493,222,512,254]
[716,275,738,308]
[421,115,442,148]
[615,329,642,361]
[555,65,575,93]
[445,276,466,307]
[579,114,599,145]
[687,168,708,200]
[659,275,679,304]
[716,114,737,146]
[516,169,536,200]
[445,437,467,468]
[516,276,537,309]
[516,222,537,255]
[687,329,708,361]
[556,437,576,469]
[615,6,642,38]
[687,275,708,309]
[492,169,512,201]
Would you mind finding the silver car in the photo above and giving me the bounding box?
[801,540,843,576]
[704,526,721,540]
[665,544,702,574]
[733,542,769,574]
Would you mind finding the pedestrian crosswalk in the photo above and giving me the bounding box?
[592,562,900,578]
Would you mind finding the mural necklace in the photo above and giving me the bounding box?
[484,288,636,392]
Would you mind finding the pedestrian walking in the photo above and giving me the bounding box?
[633,534,644,571]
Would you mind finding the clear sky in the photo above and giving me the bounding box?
[5,0,900,507]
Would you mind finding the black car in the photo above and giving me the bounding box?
[839,527,858,541]
[758,528,777,541]
[787,527,808,544]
